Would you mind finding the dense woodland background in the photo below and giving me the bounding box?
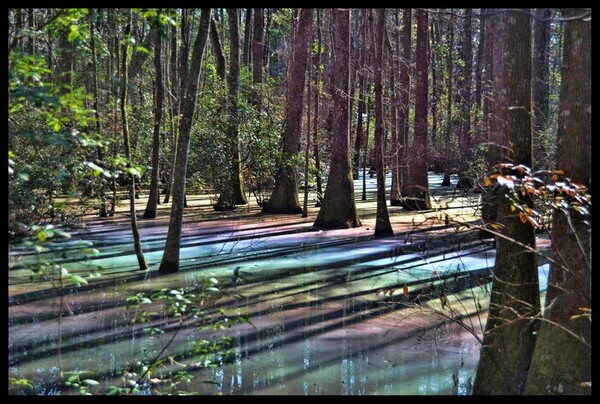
[8,8,590,395]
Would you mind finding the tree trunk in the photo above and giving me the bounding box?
[481,9,506,223]
[216,8,247,209]
[88,9,107,218]
[262,8,313,214]
[352,11,367,182]
[209,15,226,81]
[143,21,164,219]
[403,9,431,211]
[302,46,312,219]
[532,8,552,167]
[313,8,361,229]
[457,8,473,189]
[27,8,35,55]
[473,9,539,395]
[445,9,453,147]
[372,9,393,236]
[399,9,411,198]
[474,9,485,112]
[242,8,252,66]
[252,8,264,86]
[159,8,211,274]
[120,11,148,271]
[313,9,323,207]
[387,14,402,207]
[524,8,591,395]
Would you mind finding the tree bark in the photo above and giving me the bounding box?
[473,9,539,395]
[242,8,252,66]
[263,8,313,214]
[216,8,247,209]
[144,21,164,219]
[159,8,211,274]
[532,8,552,167]
[399,9,411,198]
[88,9,107,218]
[313,8,361,229]
[209,15,226,81]
[403,9,431,211]
[481,9,506,223]
[524,8,591,395]
[313,9,323,207]
[457,8,473,188]
[372,9,393,236]
[120,10,148,271]
[252,8,264,86]
[387,13,402,207]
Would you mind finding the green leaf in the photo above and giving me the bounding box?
[81,379,100,387]
[69,274,88,286]
[17,172,30,181]
[134,45,149,54]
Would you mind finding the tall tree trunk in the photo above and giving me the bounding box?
[403,9,431,211]
[524,8,591,395]
[362,94,370,201]
[387,14,402,207]
[27,8,35,55]
[216,8,247,209]
[445,9,454,147]
[474,9,486,112]
[262,8,313,214]
[473,9,539,395]
[532,8,552,167]
[252,8,264,88]
[457,8,473,189]
[429,18,439,147]
[144,21,164,219]
[209,15,226,81]
[481,9,506,223]
[163,19,178,200]
[313,8,361,229]
[242,8,252,66]
[120,11,148,271]
[159,8,211,274]
[313,9,323,207]
[109,8,119,217]
[372,9,393,236]
[302,45,312,219]
[88,9,107,218]
[352,11,367,182]
[399,9,412,198]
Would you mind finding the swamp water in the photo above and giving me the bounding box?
[8,174,549,395]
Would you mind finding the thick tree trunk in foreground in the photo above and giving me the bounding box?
[159,9,211,274]
[403,9,431,211]
[313,8,361,229]
[524,8,591,395]
[263,8,313,214]
[473,9,539,395]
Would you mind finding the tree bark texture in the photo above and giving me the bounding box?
[403,9,431,211]
[473,9,540,395]
[159,9,211,274]
[524,8,591,394]
[313,8,361,229]
[263,8,313,214]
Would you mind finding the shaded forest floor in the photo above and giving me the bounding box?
[8,174,551,395]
